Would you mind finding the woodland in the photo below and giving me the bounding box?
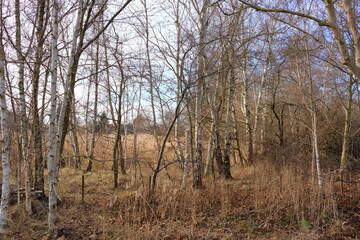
[0,0,360,239]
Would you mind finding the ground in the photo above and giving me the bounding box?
[7,165,360,240]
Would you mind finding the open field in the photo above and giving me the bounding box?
[5,134,360,239]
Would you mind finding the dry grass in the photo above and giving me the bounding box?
[6,134,359,239]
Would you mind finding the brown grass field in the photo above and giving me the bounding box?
[6,134,360,239]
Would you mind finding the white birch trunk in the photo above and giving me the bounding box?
[86,41,100,172]
[305,46,323,189]
[297,39,323,189]
[242,67,253,164]
[325,0,360,79]
[223,56,235,179]
[54,0,83,177]
[15,0,32,214]
[205,78,221,176]
[0,12,11,238]
[204,122,215,176]
[182,128,190,189]
[194,0,210,189]
[174,0,185,165]
[253,39,272,153]
[340,76,353,172]
[48,0,59,237]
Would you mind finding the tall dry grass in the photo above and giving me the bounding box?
[7,133,342,239]
[62,160,338,239]
[251,161,338,229]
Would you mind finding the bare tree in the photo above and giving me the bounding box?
[193,0,210,189]
[113,49,127,187]
[86,39,101,172]
[0,3,11,237]
[47,0,59,237]
[15,0,32,214]
[340,75,354,172]
[31,0,48,195]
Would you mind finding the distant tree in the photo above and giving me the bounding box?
[96,111,109,133]
[133,114,148,133]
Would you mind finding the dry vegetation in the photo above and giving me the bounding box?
[5,134,360,240]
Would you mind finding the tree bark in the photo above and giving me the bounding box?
[15,0,32,214]
[0,6,11,237]
[32,0,47,195]
[193,0,210,189]
[182,128,190,189]
[113,54,127,187]
[223,56,235,179]
[340,76,354,172]
[48,0,59,237]
[174,0,186,166]
[242,66,253,163]
[86,41,100,172]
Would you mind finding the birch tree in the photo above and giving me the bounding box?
[223,49,235,179]
[47,0,59,237]
[113,49,127,187]
[193,0,210,189]
[340,75,354,173]
[305,39,323,189]
[32,0,48,194]
[86,39,101,172]
[0,3,11,237]
[14,0,32,214]
[142,0,161,151]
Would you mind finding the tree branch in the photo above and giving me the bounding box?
[237,0,331,27]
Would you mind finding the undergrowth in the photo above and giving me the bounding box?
[7,160,346,239]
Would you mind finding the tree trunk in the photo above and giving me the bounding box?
[70,104,81,169]
[174,0,185,166]
[0,8,11,237]
[206,72,226,176]
[304,41,323,189]
[15,0,32,214]
[242,67,253,164]
[32,0,47,195]
[193,0,210,189]
[233,109,246,165]
[340,76,354,172]
[86,41,100,172]
[132,84,142,179]
[182,128,190,189]
[253,39,272,154]
[223,56,235,179]
[204,123,215,176]
[113,54,127,187]
[47,0,59,238]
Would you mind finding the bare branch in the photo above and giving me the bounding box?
[237,0,331,27]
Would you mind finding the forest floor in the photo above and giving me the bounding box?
[6,165,360,240]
